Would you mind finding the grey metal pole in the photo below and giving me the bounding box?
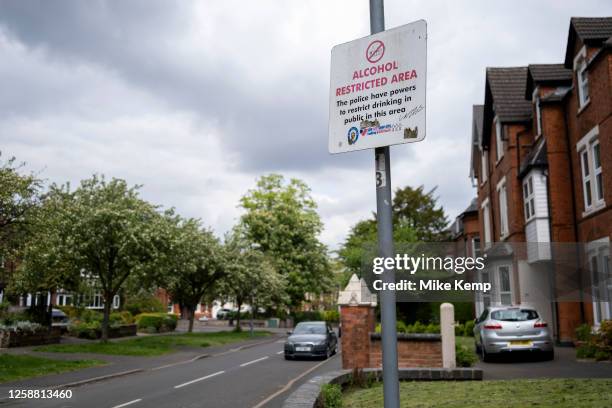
[370,1,400,407]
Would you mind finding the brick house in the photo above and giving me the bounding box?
[448,198,480,260]
[469,17,611,343]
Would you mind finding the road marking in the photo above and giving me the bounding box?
[151,353,209,371]
[276,351,284,354]
[173,370,225,389]
[251,354,338,408]
[111,399,142,408]
[240,356,269,367]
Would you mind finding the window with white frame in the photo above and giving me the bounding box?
[56,294,73,307]
[577,126,604,214]
[113,295,120,309]
[498,265,512,305]
[472,237,481,258]
[87,293,103,309]
[497,178,509,239]
[588,238,611,326]
[495,116,504,162]
[573,46,590,109]
[480,149,488,183]
[593,140,603,202]
[523,176,535,222]
[481,198,492,249]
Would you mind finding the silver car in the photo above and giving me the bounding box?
[474,306,554,361]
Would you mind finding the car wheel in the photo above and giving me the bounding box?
[332,344,338,355]
[325,347,332,360]
[284,354,292,360]
[480,344,491,362]
[543,350,554,361]
[475,342,481,354]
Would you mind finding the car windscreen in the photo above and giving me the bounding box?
[491,309,538,321]
[293,323,326,335]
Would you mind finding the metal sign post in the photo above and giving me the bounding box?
[370,2,400,407]
[328,2,426,406]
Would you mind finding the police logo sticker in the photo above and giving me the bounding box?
[347,126,359,145]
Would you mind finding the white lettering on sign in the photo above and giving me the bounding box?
[329,20,427,154]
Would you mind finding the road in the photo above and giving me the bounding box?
[6,337,341,408]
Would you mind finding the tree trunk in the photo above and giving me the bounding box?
[101,293,112,342]
[188,306,195,333]
[180,302,187,319]
[235,300,242,332]
[46,291,54,328]
[249,296,254,337]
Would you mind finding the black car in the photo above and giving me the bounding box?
[284,321,338,360]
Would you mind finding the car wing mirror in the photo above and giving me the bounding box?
[287,331,292,335]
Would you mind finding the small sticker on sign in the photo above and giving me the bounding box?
[375,152,386,188]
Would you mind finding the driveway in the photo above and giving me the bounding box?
[477,346,612,380]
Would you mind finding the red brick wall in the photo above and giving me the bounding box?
[340,305,442,368]
[340,305,375,369]
[565,44,612,244]
[562,40,612,338]
[477,121,530,252]
[369,338,442,368]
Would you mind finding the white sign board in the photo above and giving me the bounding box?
[328,20,427,154]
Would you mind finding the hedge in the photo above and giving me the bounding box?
[135,313,178,333]
[293,310,339,325]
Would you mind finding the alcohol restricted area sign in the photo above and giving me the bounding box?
[328,20,427,154]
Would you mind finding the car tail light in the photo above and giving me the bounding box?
[534,321,547,328]
[484,323,502,330]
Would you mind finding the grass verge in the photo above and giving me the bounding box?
[343,378,612,408]
[0,354,103,383]
[35,330,270,356]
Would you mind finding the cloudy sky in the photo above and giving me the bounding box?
[1,0,610,250]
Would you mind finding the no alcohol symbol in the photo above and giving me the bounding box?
[366,40,385,63]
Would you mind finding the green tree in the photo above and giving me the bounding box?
[10,185,78,325]
[337,218,418,278]
[221,231,286,331]
[0,154,42,294]
[338,184,448,277]
[16,176,167,340]
[161,216,225,333]
[392,185,449,242]
[239,174,331,311]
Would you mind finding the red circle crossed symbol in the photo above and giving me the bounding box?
[366,40,385,63]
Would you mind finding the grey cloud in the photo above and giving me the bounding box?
[0,0,374,172]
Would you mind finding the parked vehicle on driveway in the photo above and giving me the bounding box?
[284,321,338,360]
[51,308,70,333]
[215,308,234,320]
[474,306,554,362]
